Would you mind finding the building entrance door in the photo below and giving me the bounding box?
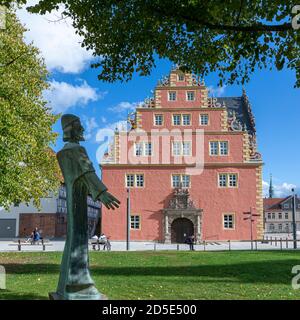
[171,218,194,243]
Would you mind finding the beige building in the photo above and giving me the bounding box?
[264,197,300,234]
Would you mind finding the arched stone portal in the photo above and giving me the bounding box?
[163,187,202,244]
[171,218,194,243]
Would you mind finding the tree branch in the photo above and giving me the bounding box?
[152,6,293,32]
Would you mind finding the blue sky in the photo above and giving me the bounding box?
[17,3,300,198]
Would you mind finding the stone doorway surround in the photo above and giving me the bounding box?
[163,187,202,244]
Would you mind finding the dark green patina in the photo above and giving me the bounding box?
[49,114,120,300]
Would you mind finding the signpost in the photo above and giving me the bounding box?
[243,207,260,250]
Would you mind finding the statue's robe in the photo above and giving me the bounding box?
[56,142,107,300]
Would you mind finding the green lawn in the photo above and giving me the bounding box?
[0,251,299,300]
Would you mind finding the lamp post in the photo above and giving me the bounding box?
[291,188,297,249]
[126,188,131,251]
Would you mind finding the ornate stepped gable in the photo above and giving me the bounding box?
[101,69,262,164]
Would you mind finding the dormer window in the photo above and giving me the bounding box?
[168,91,177,101]
[178,74,185,81]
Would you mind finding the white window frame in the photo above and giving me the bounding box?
[172,114,181,125]
[126,174,144,188]
[134,142,143,157]
[186,91,195,101]
[200,114,209,126]
[218,173,238,188]
[130,215,141,230]
[136,174,144,187]
[210,141,228,156]
[172,174,191,188]
[168,91,177,101]
[144,142,152,156]
[223,214,235,230]
[178,74,184,81]
[209,141,219,156]
[182,114,191,126]
[126,174,135,188]
[154,114,163,126]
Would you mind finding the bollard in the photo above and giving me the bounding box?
[177,244,179,251]
[154,243,156,251]
[270,237,272,245]
[275,238,277,246]
[286,238,288,249]
[18,239,21,251]
[255,240,257,251]
[280,238,282,251]
[228,240,231,251]
[204,241,206,251]
[42,239,45,251]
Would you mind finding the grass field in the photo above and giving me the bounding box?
[0,250,299,300]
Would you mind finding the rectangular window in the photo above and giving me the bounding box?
[284,203,289,209]
[169,91,176,101]
[154,114,163,126]
[172,141,181,156]
[200,114,209,125]
[172,175,181,188]
[144,143,152,156]
[136,174,144,187]
[228,174,238,187]
[182,142,191,156]
[285,223,289,232]
[209,142,219,155]
[181,175,190,188]
[210,141,228,156]
[126,174,134,187]
[224,214,234,229]
[218,174,227,187]
[173,114,181,125]
[272,213,275,219]
[130,215,140,229]
[135,143,143,156]
[187,91,195,101]
[178,74,184,81]
[279,224,282,231]
[285,212,289,219]
[218,173,238,188]
[182,114,191,125]
[172,174,190,188]
[267,213,271,219]
[278,212,282,219]
[219,141,228,155]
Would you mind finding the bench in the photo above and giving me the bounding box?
[89,239,110,251]
[9,239,53,251]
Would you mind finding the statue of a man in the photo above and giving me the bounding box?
[50,114,120,300]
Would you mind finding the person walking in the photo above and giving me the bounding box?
[186,235,195,251]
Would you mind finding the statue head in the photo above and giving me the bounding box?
[61,114,85,143]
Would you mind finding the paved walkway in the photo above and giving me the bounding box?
[0,239,299,252]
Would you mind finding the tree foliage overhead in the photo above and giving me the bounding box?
[0,10,60,209]
[5,1,300,87]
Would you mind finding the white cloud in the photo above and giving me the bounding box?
[17,1,93,73]
[207,85,227,97]
[101,116,107,123]
[108,101,142,113]
[44,80,104,113]
[263,180,297,198]
[82,116,99,141]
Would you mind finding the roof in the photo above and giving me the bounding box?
[216,93,255,134]
[263,197,292,210]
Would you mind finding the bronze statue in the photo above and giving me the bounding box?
[50,114,120,300]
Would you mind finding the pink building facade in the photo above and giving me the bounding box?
[101,68,263,242]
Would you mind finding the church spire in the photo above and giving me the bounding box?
[269,174,274,198]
